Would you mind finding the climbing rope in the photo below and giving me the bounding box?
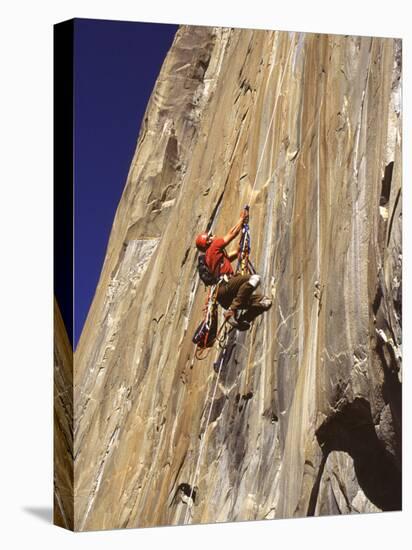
[185,208,255,523]
[193,282,221,359]
[236,205,257,276]
[184,328,232,525]
[185,39,296,523]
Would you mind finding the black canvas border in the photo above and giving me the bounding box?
[54,19,74,346]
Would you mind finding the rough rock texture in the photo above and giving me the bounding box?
[68,27,402,530]
[54,298,74,529]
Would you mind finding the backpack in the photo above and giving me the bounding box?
[192,306,218,348]
[197,254,221,286]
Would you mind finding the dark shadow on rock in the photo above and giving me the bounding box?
[376,336,402,468]
[177,483,197,504]
[208,394,227,424]
[307,454,327,516]
[213,329,238,387]
[23,506,53,524]
[314,398,401,512]
[380,161,394,207]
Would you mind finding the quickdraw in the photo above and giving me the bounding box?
[236,205,256,276]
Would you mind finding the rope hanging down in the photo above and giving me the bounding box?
[184,327,232,525]
[185,208,254,523]
[185,40,295,525]
[193,284,219,360]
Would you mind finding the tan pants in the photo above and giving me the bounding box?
[217,274,265,322]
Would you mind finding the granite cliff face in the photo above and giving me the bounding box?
[54,299,74,529]
[68,26,402,530]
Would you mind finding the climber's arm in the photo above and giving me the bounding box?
[227,250,238,262]
[222,211,247,246]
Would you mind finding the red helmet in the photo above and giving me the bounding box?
[195,233,209,251]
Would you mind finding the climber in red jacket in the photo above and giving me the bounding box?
[195,210,272,330]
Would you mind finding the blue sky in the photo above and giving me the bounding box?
[73,18,178,347]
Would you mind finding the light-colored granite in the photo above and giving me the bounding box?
[65,27,401,530]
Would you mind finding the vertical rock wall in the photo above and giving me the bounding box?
[70,26,401,530]
[54,299,74,529]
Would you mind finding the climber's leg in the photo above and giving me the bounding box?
[218,274,262,329]
[241,294,272,323]
[216,274,251,310]
[230,274,261,310]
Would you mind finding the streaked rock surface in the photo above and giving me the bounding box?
[54,298,74,529]
[68,26,402,530]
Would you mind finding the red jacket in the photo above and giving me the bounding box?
[205,237,234,276]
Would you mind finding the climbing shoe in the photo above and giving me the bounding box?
[259,297,272,310]
[225,309,251,331]
[227,317,251,331]
[236,319,251,331]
